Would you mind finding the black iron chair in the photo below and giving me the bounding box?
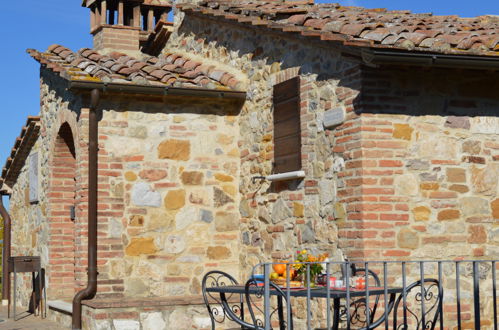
[244,279,294,330]
[337,265,382,329]
[202,270,247,329]
[393,278,442,330]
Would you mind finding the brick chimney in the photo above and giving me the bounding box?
[83,0,172,55]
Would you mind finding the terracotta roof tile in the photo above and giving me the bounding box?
[1,117,41,190]
[179,1,499,57]
[27,45,243,90]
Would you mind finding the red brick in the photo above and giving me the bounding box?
[383,250,411,257]
[380,213,409,221]
[430,191,458,199]
[379,160,403,167]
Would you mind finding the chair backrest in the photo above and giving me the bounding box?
[245,279,294,330]
[344,266,382,328]
[201,270,244,329]
[393,278,443,330]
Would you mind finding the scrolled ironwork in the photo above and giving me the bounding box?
[245,279,293,330]
[393,279,442,330]
[337,266,381,328]
[202,270,244,329]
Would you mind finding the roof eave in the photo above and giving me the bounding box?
[362,48,499,71]
[68,80,247,99]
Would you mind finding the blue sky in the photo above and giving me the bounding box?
[0,0,498,187]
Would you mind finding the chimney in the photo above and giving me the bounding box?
[83,0,173,55]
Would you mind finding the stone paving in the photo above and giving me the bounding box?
[0,306,65,329]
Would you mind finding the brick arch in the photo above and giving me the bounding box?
[47,122,77,299]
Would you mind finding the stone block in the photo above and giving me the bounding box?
[468,225,487,244]
[189,189,208,205]
[129,215,144,226]
[139,169,167,181]
[420,182,439,191]
[200,209,213,223]
[418,136,458,159]
[398,228,419,249]
[258,207,271,223]
[176,206,197,230]
[446,168,466,183]
[406,159,430,171]
[113,319,140,330]
[334,202,346,221]
[140,312,166,330]
[125,171,137,181]
[394,174,419,196]
[168,309,191,328]
[318,180,335,205]
[437,209,461,221]
[462,140,481,154]
[413,206,430,221]
[164,190,186,210]
[222,184,237,197]
[181,171,204,185]
[207,246,231,260]
[471,164,499,195]
[215,211,239,231]
[470,117,499,134]
[449,184,469,193]
[298,223,315,244]
[445,116,470,129]
[158,139,190,161]
[217,133,234,145]
[293,202,304,217]
[491,199,499,219]
[214,173,234,182]
[164,235,186,254]
[132,182,161,207]
[147,209,174,232]
[125,237,157,256]
[271,198,292,224]
[460,197,490,218]
[128,126,148,139]
[214,187,234,207]
[393,123,413,140]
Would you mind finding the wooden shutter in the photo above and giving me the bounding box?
[273,77,301,173]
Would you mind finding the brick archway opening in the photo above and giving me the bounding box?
[48,122,77,299]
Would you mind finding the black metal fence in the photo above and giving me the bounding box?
[203,259,498,329]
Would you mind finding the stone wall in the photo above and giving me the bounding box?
[81,297,213,330]
[9,68,243,322]
[340,66,499,325]
[339,66,499,260]
[166,11,366,277]
[95,95,242,299]
[164,12,499,326]
[8,69,85,307]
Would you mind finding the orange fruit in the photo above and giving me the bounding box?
[272,263,286,275]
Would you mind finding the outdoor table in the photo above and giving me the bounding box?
[206,284,404,329]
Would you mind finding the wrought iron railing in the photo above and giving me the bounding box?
[235,259,498,329]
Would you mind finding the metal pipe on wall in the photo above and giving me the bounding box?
[0,193,11,304]
[72,88,100,330]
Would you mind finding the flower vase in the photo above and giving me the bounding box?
[301,274,317,288]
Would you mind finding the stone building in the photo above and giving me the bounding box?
[1,0,498,329]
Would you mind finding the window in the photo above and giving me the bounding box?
[272,76,302,173]
[29,152,39,203]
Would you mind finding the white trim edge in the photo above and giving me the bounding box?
[48,300,73,314]
[266,170,306,182]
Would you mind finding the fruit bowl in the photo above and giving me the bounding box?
[271,278,303,288]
